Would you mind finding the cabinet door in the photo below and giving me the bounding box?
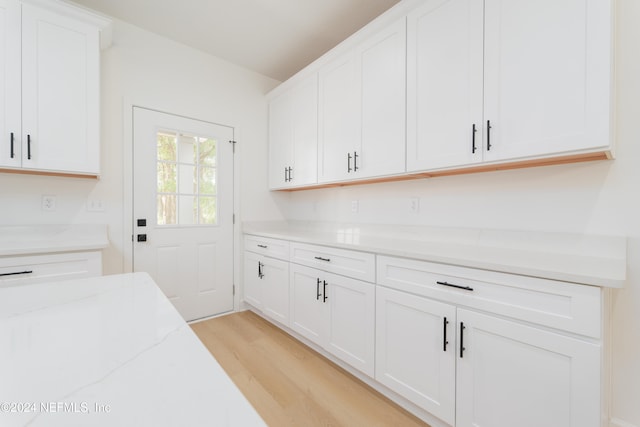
[0,0,20,168]
[325,271,375,377]
[406,0,484,172]
[21,4,100,174]
[483,0,612,161]
[290,263,327,347]
[375,286,456,425]
[290,74,318,187]
[456,309,600,427]
[268,90,294,189]
[243,251,263,309]
[318,52,359,183]
[357,18,406,178]
[261,256,290,326]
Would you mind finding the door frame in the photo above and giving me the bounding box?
[122,99,242,314]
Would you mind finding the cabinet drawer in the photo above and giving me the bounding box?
[377,255,601,338]
[244,235,289,261]
[290,242,375,282]
[0,251,102,287]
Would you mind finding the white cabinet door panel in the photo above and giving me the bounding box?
[21,4,100,174]
[318,52,359,183]
[358,18,406,178]
[456,308,600,427]
[325,271,375,377]
[268,90,293,188]
[407,0,484,171]
[0,0,20,168]
[290,263,327,346]
[483,0,612,161]
[291,75,318,187]
[376,286,456,425]
[261,256,290,326]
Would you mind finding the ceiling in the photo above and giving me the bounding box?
[67,0,401,82]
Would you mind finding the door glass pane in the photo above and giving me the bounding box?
[178,195,196,225]
[199,197,217,225]
[178,134,197,163]
[157,132,177,161]
[179,164,197,193]
[157,194,176,225]
[199,137,217,166]
[157,163,177,193]
[199,167,216,195]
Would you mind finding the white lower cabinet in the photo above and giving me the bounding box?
[456,309,600,427]
[376,286,456,425]
[0,251,102,287]
[290,263,375,377]
[243,250,290,326]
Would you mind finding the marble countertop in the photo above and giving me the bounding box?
[243,221,627,288]
[0,273,266,427]
[0,224,109,256]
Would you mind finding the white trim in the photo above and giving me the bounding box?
[122,98,241,312]
[610,418,639,427]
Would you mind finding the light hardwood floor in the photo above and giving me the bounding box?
[191,310,430,427]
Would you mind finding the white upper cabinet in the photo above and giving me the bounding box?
[408,0,613,172]
[268,74,318,189]
[407,0,484,171]
[0,0,109,176]
[0,0,21,169]
[482,0,612,162]
[318,18,406,183]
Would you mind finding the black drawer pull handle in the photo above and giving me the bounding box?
[323,280,328,302]
[257,244,267,249]
[443,317,449,352]
[0,270,33,277]
[460,322,466,358]
[436,281,473,292]
[314,256,331,262]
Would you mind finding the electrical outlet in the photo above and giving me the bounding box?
[87,200,106,212]
[409,197,420,214]
[42,195,57,212]
[351,200,359,214]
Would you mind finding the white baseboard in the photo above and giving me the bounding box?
[611,418,639,427]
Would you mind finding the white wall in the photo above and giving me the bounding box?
[276,1,640,425]
[0,19,285,275]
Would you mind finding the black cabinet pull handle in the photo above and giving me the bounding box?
[284,167,288,182]
[443,317,449,352]
[257,261,263,279]
[471,124,477,154]
[460,322,466,358]
[0,270,33,277]
[436,281,474,292]
[10,132,15,158]
[314,256,331,262]
[347,152,352,173]
[486,120,492,151]
[323,280,328,302]
[27,134,31,160]
[316,278,321,300]
[257,244,267,249]
[353,151,359,171]
[288,167,292,182]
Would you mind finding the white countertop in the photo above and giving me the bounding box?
[0,273,266,427]
[0,224,109,256]
[243,221,627,288]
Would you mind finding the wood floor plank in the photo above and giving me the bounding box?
[191,311,430,427]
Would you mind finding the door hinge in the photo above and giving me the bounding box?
[233,213,236,224]
[131,234,133,242]
[229,140,237,153]
[233,285,236,296]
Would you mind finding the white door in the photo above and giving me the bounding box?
[375,287,457,425]
[406,0,484,172]
[133,107,235,321]
[456,309,601,427]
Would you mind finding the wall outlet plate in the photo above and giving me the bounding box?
[87,200,106,212]
[409,197,420,214]
[42,195,57,212]
[351,200,359,214]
